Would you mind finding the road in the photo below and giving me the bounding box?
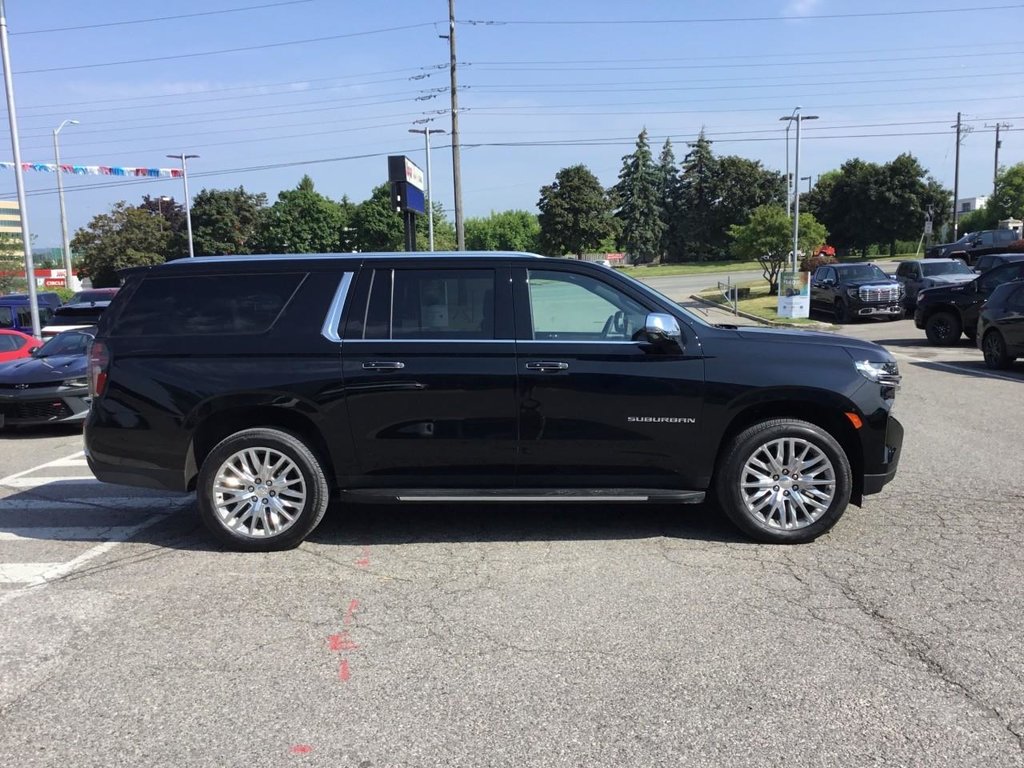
[1,317,1022,767]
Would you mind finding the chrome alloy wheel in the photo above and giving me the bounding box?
[212,448,307,538]
[739,437,836,530]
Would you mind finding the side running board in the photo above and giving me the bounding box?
[343,489,706,504]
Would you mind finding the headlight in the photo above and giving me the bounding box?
[854,360,901,387]
[917,291,926,302]
[846,287,860,298]
[62,378,88,388]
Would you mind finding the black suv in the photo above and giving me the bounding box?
[85,253,903,550]
[810,263,903,322]
[915,258,1024,344]
[925,229,1020,265]
[977,280,1024,369]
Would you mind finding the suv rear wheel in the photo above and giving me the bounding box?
[715,419,852,544]
[197,428,330,551]
[925,310,961,345]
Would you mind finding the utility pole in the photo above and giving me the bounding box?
[447,0,465,250]
[985,121,1012,196]
[1,0,41,338]
[409,128,445,251]
[167,153,198,257]
[950,113,973,239]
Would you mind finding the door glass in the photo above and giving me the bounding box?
[389,269,494,340]
[527,269,647,341]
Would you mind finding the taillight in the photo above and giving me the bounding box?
[88,340,110,398]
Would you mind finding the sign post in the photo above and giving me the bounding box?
[388,155,426,252]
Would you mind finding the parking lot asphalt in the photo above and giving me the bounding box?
[1,317,1022,767]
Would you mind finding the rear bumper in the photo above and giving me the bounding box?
[86,450,188,492]
[862,415,903,496]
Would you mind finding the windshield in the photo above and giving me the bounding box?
[35,331,93,358]
[69,290,115,303]
[840,265,889,281]
[922,261,972,277]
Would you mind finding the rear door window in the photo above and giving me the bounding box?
[362,269,495,341]
[111,273,305,336]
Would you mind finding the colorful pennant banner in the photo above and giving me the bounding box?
[0,161,182,178]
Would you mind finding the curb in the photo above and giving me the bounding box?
[688,294,838,331]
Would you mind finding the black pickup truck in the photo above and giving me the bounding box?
[925,229,1020,265]
[810,263,904,323]
[915,257,1024,344]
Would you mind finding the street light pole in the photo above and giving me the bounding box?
[167,153,198,257]
[780,112,819,273]
[783,106,800,218]
[1,0,42,337]
[53,119,79,288]
[409,127,445,251]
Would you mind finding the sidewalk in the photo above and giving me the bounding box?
[677,296,766,326]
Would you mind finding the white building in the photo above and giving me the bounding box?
[956,196,988,214]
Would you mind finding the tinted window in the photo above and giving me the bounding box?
[0,334,22,352]
[978,265,1022,293]
[378,269,494,340]
[0,306,11,328]
[838,265,888,281]
[1007,285,1024,309]
[527,269,647,341]
[980,232,995,245]
[997,230,1017,242]
[36,331,92,357]
[922,261,971,277]
[112,273,304,336]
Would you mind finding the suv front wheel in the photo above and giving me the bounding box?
[924,310,962,345]
[197,428,330,551]
[715,419,853,544]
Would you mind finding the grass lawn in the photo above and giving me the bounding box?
[698,281,831,327]
[620,253,919,278]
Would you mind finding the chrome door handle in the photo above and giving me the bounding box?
[525,361,569,372]
[362,361,405,370]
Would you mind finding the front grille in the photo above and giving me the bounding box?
[0,381,57,393]
[859,285,901,303]
[0,399,72,421]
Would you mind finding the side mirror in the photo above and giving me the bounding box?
[643,313,683,348]
[28,346,40,356]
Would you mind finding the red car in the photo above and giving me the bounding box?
[0,329,41,363]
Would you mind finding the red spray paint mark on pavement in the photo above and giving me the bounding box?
[328,631,359,652]
[344,599,360,625]
[289,744,313,755]
[355,546,370,567]
[339,658,351,681]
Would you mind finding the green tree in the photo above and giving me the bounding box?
[352,183,403,252]
[257,175,344,253]
[465,210,540,252]
[730,205,827,295]
[656,138,683,262]
[613,129,664,265]
[712,155,787,253]
[71,202,169,287]
[974,162,1024,229]
[677,130,720,260]
[189,187,267,256]
[537,164,617,257]
[416,200,457,251]
[811,158,884,257]
[0,233,26,293]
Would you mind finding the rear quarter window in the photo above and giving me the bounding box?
[109,272,306,337]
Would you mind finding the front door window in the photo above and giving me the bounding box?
[527,269,647,341]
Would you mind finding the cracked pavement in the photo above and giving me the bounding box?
[1,320,1023,767]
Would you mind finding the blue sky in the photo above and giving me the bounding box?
[1,0,1022,248]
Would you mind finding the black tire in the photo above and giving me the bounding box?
[715,418,853,544]
[197,427,330,552]
[834,300,852,324]
[982,329,1013,370]
[924,310,962,345]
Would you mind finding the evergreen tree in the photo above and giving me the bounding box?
[611,129,664,265]
[678,129,720,261]
[537,164,617,257]
[656,138,683,261]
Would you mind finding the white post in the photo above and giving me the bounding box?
[182,155,194,258]
[792,115,801,274]
[0,0,41,337]
[53,120,78,289]
[424,130,434,251]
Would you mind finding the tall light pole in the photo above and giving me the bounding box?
[53,119,79,288]
[783,106,800,218]
[409,127,445,251]
[167,153,198,257]
[1,0,41,337]
[446,0,465,250]
[801,175,812,194]
[780,112,818,272]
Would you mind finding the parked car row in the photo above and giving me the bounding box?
[0,287,117,339]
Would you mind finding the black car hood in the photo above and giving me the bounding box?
[732,326,893,357]
[919,282,974,300]
[0,354,87,383]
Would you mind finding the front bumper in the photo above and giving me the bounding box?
[862,415,903,495]
[0,386,90,427]
[853,302,902,317]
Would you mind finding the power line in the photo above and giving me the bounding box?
[13,22,442,74]
[12,0,316,35]
[462,4,1024,25]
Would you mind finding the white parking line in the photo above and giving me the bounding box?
[892,351,1023,383]
[0,497,188,512]
[0,563,63,585]
[0,450,86,486]
[0,526,160,543]
[3,476,107,489]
